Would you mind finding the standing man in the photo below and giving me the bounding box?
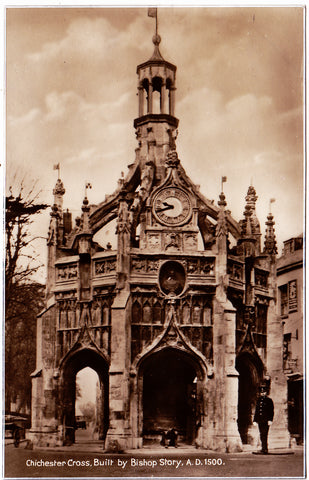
[253,385,274,454]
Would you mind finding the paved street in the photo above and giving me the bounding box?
[4,441,305,478]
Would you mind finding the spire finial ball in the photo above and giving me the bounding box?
[152,34,161,46]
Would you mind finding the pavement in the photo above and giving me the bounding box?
[4,428,305,479]
[4,439,305,479]
[6,430,303,456]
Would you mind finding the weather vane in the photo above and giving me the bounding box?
[85,182,92,198]
[53,163,60,179]
[148,7,158,36]
[269,198,276,212]
[221,176,227,192]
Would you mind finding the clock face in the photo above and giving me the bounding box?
[153,187,192,226]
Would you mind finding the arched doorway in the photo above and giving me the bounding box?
[59,348,109,445]
[236,351,263,444]
[138,347,204,445]
[75,367,98,443]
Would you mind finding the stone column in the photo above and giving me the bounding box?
[160,81,166,113]
[212,298,242,452]
[267,297,290,448]
[266,257,289,449]
[105,192,132,451]
[138,86,144,117]
[29,306,59,447]
[169,87,176,116]
[223,304,242,452]
[210,195,242,452]
[148,83,153,114]
[105,290,132,451]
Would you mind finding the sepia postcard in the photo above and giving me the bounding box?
[3,3,305,479]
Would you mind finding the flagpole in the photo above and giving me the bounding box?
[156,9,158,36]
[221,176,227,192]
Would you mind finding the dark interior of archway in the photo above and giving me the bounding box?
[61,349,109,445]
[236,354,262,444]
[142,349,198,444]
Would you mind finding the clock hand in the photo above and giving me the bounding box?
[156,203,175,213]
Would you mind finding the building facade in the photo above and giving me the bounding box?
[277,235,303,444]
[30,30,290,452]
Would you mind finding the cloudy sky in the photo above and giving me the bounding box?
[6,6,304,282]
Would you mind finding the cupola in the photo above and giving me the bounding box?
[134,9,179,181]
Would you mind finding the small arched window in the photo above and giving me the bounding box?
[152,76,162,114]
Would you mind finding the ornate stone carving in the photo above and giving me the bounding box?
[147,260,159,272]
[116,194,131,234]
[255,269,268,288]
[131,258,147,273]
[227,261,243,281]
[184,233,197,250]
[165,149,180,168]
[56,264,78,281]
[187,259,198,274]
[148,234,160,250]
[200,259,215,275]
[244,305,255,325]
[95,259,116,275]
[165,232,180,251]
[53,179,65,197]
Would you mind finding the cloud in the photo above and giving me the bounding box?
[6,7,304,260]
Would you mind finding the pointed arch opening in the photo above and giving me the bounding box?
[75,367,99,442]
[59,348,109,446]
[152,76,163,114]
[137,347,205,446]
[236,351,264,444]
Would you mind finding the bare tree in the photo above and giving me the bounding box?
[5,180,48,412]
[79,402,96,424]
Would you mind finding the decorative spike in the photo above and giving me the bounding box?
[52,178,65,216]
[264,212,278,255]
[240,185,261,238]
[53,178,65,197]
[218,192,227,208]
[216,191,228,237]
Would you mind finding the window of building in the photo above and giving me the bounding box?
[279,284,288,316]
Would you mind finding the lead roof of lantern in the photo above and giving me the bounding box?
[136,33,177,73]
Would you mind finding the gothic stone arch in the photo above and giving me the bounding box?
[131,345,206,447]
[236,350,264,444]
[58,347,109,445]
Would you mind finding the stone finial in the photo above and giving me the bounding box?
[240,185,261,237]
[53,179,65,197]
[245,185,258,207]
[264,212,278,255]
[116,190,130,235]
[241,203,252,236]
[149,34,165,62]
[117,172,125,189]
[245,185,260,235]
[82,195,90,212]
[216,192,228,238]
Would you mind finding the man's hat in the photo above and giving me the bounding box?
[259,382,268,392]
